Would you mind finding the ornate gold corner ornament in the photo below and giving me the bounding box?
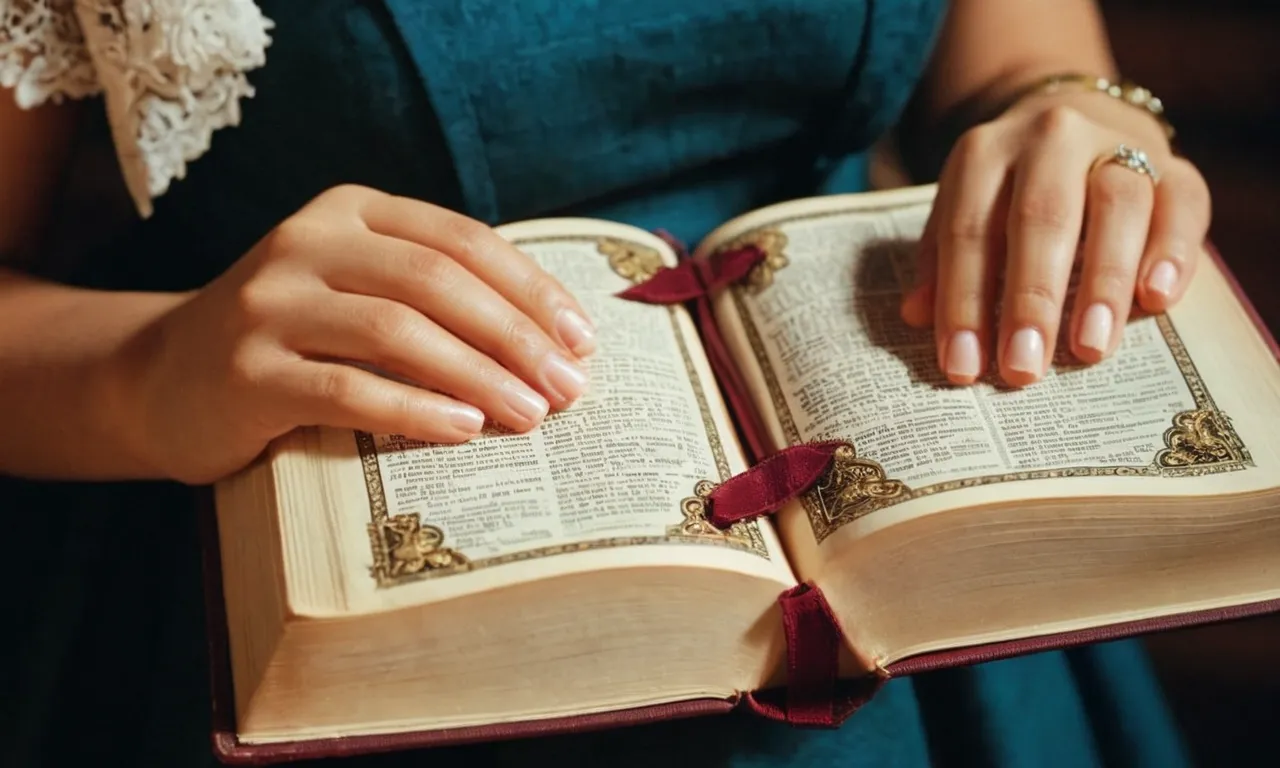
[1156,408,1250,472]
[804,443,909,542]
[667,479,768,554]
[597,238,664,283]
[356,432,472,587]
[718,227,790,293]
[368,514,471,584]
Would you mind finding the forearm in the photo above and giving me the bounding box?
[900,0,1120,178]
[0,269,188,480]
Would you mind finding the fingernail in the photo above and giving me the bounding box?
[556,308,596,357]
[446,403,485,435]
[501,380,550,424]
[1078,303,1114,356]
[1146,261,1179,299]
[1006,327,1045,377]
[944,330,981,382]
[541,353,589,404]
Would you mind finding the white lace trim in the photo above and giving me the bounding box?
[1,1,273,217]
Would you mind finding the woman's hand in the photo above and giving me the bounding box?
[116,184,596,484]
[901,90,1212,387]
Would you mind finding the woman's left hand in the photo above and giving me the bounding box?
[901,87,1212,387]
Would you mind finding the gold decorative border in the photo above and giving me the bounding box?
[666,479,768,553]
[721,207,1254,543]
[716,227,791,293]
[362,235,766,588]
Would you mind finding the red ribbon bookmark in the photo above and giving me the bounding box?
[705,441,847,529]
[745,583,886,727]
[616,245,766,304]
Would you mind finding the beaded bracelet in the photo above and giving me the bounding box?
[1010,72,1176,141]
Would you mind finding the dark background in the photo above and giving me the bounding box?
[1102,1,1279,765]
[1103,0,1279,330]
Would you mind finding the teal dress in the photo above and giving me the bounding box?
[2,2,1192,766]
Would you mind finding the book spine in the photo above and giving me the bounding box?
[744,583,886,728]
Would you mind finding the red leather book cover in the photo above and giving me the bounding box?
[201,242,1278,764]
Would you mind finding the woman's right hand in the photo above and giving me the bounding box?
[119,184,596,484]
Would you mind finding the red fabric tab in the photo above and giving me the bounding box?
[615,260,706,304]
[615,245,765,304]
[700,245,767,290]
[705,441,846,529]
[744,583,883,727]
[779,583,842,725]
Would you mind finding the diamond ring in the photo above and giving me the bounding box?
[1093,143,1159,183]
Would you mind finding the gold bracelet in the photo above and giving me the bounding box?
[1012,72,1176,141]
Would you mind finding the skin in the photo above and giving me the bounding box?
[902,0,1209,386]
[0,0,1211,482]
[1,102,596,483]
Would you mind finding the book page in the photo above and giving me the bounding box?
[303,219,793,612]
[708,185,1280,549]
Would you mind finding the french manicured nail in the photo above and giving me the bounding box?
[1078,303,1113,356]
[1146,261,1178,299]
[501,380,550,424]
[944,330,981,382]
[541,353,589,404]
[447,403,486,434]
[556,308,596,357]
[1006,327,1045,377]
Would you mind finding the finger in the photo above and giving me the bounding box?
[360,194,597,357]
[274,361,487,444]
[1000,108,1093,386]
[933,126,1009,385]
[1136,157,1210,313]
[1071,160,1155,363]
[322,231,588,409]
[287,294,555,433]
[900,202,938,328]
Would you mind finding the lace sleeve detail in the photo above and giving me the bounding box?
[2,1,273,218]
[0,1,100,106]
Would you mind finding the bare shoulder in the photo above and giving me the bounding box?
[0,91,82,259]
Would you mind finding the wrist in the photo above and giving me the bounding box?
[89,291,193,479]
[1011,86,1173,153]
[999,72,1174,144]
[898,64,1071,179]
[900,65,1171,180]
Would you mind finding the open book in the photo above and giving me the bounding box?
[208,184,1280,763]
